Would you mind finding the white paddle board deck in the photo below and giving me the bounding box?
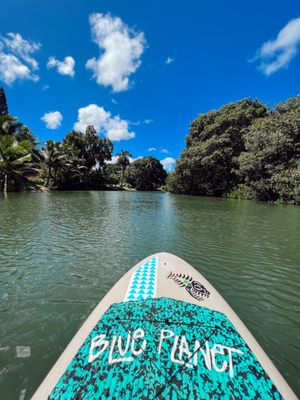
[33,253,296,399]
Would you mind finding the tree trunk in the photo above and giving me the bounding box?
[4,173,7,193]
[46,166,51,187]
[120,167,124,189]
[53,167,58,186]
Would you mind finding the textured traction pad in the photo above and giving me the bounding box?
[124,257,158,301]
[49,298,282,399]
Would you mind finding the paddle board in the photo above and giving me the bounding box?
[32,253,297,399]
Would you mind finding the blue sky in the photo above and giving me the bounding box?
[0,0,299,170]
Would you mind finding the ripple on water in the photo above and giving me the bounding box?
[0,192,299,398]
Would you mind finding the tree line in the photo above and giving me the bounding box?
[1,86,299,204]
[168,97,300,204]
[0,87,167,193]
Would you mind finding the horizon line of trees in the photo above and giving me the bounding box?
[1,86,299,204]
[0,87,167,193]
[168,96,300,205]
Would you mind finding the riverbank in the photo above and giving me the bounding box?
[8,182,298,206]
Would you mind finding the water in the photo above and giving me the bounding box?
[0,191,299,398]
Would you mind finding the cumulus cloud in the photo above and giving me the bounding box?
[161,157,176,172]
[41,111,63,129]
[74,104,135,141]
[0,32,40,84]
[47,56,75,77]
[160,148,169,154]
[166,56,174,64]
[148,147,157,151]
[86,13,146,92]
[253,17,300,75]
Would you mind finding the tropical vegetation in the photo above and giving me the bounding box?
[0,87,166,192]
[126,157,167,191]
[1,86,299,204]
[116,150,132,189]
[169,96,300,204]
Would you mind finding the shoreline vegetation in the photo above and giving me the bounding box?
[168,96,300,205]
[0,87,299,204]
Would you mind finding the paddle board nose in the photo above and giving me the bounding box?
[32,253,297,400]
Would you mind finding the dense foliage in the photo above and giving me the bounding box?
[0,113,37,192]
[126,157,167,190]
[17,125,115,191]
[0,88,166,192]
[169,97,300,204]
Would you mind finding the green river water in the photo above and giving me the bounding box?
[0,191,299,398]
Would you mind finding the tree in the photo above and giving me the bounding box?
[0,101,38,192]
[0,135,33,192]
[41,140,62,187]
[64,126,113,171]
[0,87,8,116]
[38,140,87,189]
[0,114,23,137]
[126,156,167,190]
[58,126,113,189]
[170,99,267,195]
[116,149,132,189]
[104,163,121,186]
[238,96,300,203]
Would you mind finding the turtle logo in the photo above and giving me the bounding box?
[168,272,210,301]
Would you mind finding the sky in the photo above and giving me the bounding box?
[0,0,299,171]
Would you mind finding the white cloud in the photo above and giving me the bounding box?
[74,104,135,141]
[0,54,36,85]
[161,157,176,172]
[106,116,135,141]
[47,56,75,77]
[0,32,40,84]
[41,111,63,129]
[130,120,141,126]
[111,99,117,104]
[42,84,50,91]
[166,56,174,64]
[253,17,300,75]
[148,147,169,153]
[107,155,119,164]
[86,13,146,92]
[130,118,153,126]
[1,33,40,69]
[107,154,140,164]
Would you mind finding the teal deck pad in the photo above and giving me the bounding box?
[49,298,282,399]
[124,257,158,301]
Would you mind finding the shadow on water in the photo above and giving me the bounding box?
[0,191,299,398]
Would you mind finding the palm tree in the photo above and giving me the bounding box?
[41,140,65,187]
[116,149,132,189]
[0,114,23,137]
[0,135,33,193]
[39,141,86,189]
